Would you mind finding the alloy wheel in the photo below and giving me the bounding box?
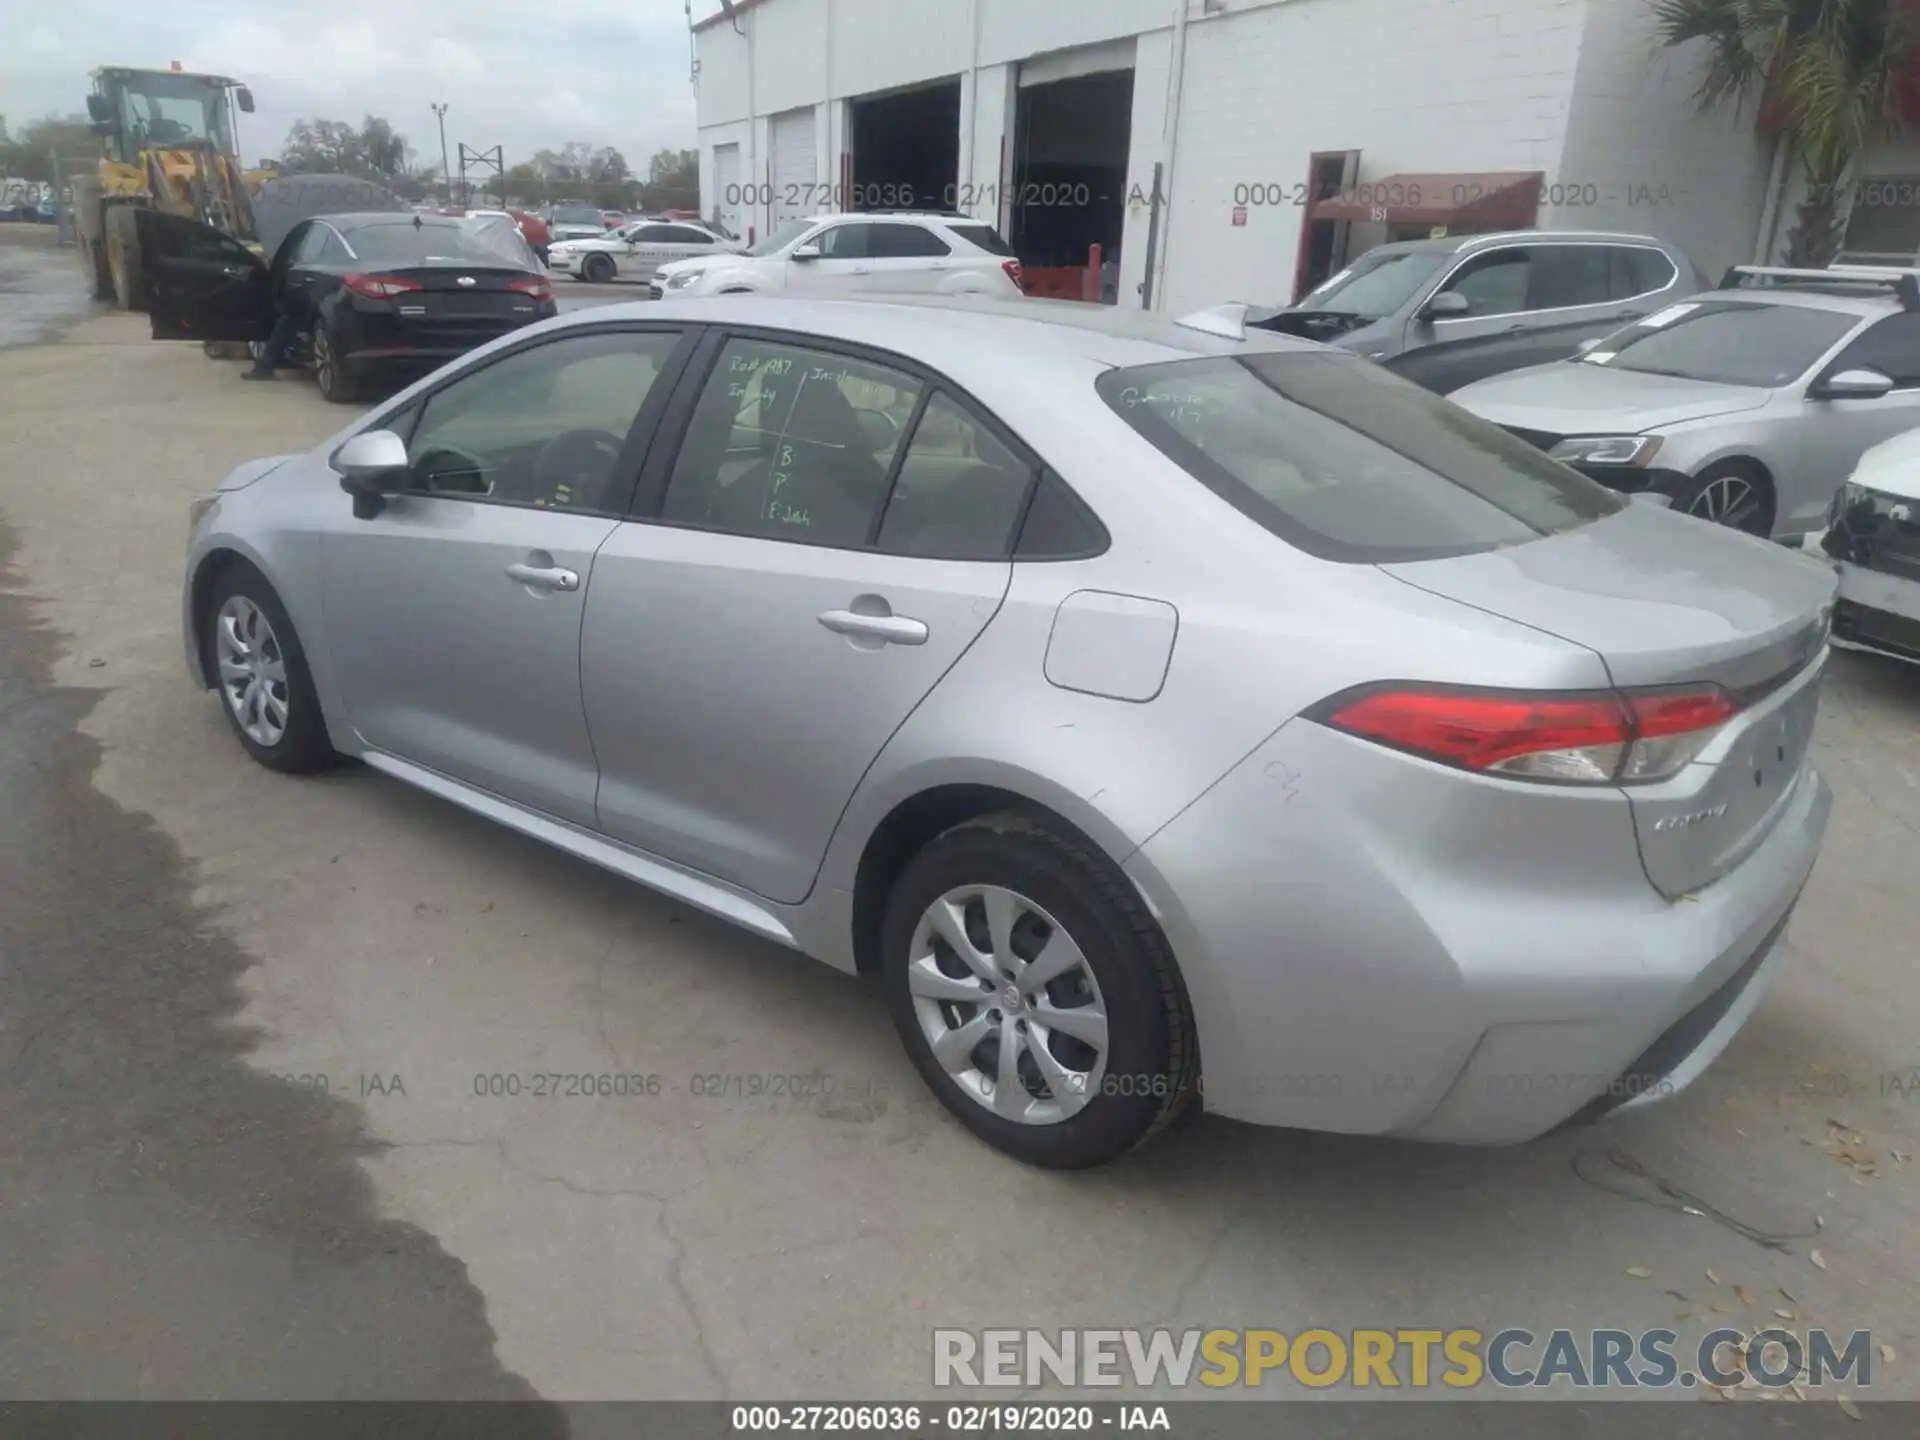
[907,884,1109,1125]
[1687,474,1762,532]
[314,328,336,396]
[215,595,291,746]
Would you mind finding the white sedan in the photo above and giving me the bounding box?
[548,220,741,286]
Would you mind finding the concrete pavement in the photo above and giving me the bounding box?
[0,297,1916,1409]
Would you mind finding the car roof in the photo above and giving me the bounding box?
[1361,229,1675,257]
[805,211,981,226]
[1697,287,1897,318]
[319,212,468,229]
[576,293,1319,370]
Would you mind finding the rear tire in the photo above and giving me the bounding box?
[203,565,337,774]
[105,205,146,312]
[881,811,1198,1168]
[312,321,360,404]
[582,253,615,283]
[1669,460,1774,537]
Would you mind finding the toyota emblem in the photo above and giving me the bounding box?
[456,275,477,287]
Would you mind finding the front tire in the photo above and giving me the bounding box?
[882,812,1198,1168]
[204,567,337,774]
[582,253,614,283]
[312,321,359,404]
[1670,461,1774,537]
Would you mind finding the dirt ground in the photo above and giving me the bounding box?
[1,297,1916,1416]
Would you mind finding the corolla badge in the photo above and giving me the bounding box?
[1653,804,1728,833]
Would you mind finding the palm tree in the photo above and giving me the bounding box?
[1651,0,1918,265]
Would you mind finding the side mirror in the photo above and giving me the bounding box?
[236,87,256,114]
[86,94,111,122]
[1813,367,1896,401]
[791,243,822,262]
[1423,290,1471,320]
[332,429,410,518]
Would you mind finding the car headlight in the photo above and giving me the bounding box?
[188,492,219,534]
[666,270,699,290]
[1547,435,1663,467]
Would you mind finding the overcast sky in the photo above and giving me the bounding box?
[2,0,701,171]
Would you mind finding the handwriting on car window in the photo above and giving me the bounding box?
[1117,385,1213,427]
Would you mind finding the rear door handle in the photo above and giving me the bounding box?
[505,562,580,592]
[817,609,928,645]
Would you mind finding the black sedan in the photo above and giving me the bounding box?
[133,209,558,402]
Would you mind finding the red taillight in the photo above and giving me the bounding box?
[1316,683,1737,785]
[510,276,553,302]
[343,273,423,299]
[1002,258,1024,290]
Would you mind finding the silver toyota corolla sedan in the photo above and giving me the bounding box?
[181,294,1836,1168]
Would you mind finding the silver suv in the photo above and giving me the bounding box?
[1454,266,1920,539]
[1251,230,1700,393]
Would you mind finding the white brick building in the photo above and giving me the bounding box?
[690,0,1914,314]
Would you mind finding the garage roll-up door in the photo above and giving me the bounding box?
[770,107,817,231]
[713,143,742,240]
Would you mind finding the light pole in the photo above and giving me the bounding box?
[430,103,451,207]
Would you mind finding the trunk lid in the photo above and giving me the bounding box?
[380,265,543,326]
[1386,503,1836,897]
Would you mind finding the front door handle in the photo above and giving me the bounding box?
[505,562,580,592]
[818,609,928,645]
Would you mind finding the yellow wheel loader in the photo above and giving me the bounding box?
[69,64,261,312]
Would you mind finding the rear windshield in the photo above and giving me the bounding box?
[342,220,531,268]
[1098,352,1627,563]
[948,223,1014,257]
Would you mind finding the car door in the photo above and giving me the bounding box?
[1773,313,1920,530]
[863,221,952,294]
[581,331,1021,902]
[1501,241,1636,369]
[785,222,872,295]
[279,221,340,329]
[134,209,274,343]
[1387,244,1536,393]
[318,325,695,826]
[616,223,679,282]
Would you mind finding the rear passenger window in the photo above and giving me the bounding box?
[947,223,1015,257]
[867,224,952,258]
[877,393,1035,558]
[1613,246,1676,299]
[661,339,922,547]
[1528,246,1613,310]
[1016,471,1108,559]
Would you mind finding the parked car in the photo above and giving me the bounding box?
[180,295,1832,1167]
[132,209,557,402]
[464,207,552,264]
[1808,425,1920,665]
[654,212,1023,300]
[545,204,607,243]
[549,218,741,285]
[1250,230,1701,394]
[1453,265,1920,539]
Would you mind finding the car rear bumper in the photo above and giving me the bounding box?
[1124,716,1831,1143]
